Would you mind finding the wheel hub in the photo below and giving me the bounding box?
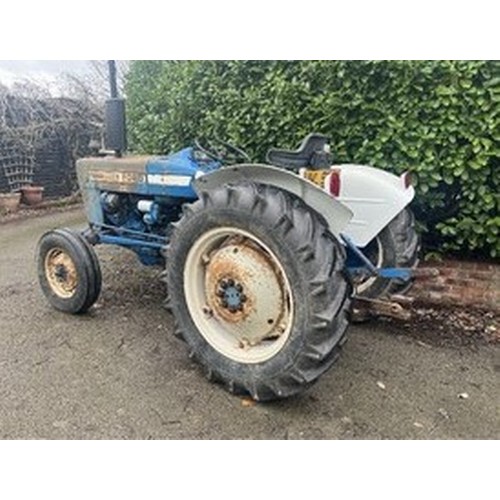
[205,239,286,341]
[184,227,294,364]
[45,248,78,298]
[54,264,68,282]
[216,278,247,313]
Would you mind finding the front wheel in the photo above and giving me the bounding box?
[36,228,101,314]
[166,183,351,401]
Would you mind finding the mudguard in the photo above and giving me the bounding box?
[332,164,414,247]
[194,164,353,241]
[304,164,415,248]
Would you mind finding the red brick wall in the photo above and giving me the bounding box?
[409,260,500,312]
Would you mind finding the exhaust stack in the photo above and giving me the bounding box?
[105,60,127,157]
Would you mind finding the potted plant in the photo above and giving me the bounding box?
[20,185,44,206]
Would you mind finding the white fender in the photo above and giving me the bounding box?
[194,164,353,240]
[327,164,415,248]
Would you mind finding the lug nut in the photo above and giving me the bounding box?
[235,283,243,293]
[240,294,247,303]
[220,279,229,289]
[227,278,234,287]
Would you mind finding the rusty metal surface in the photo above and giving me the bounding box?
[204,237,286,345]
[77,156,150,194]
[352,296,412,321]
[44,248,78,298]
[411,268,440,278]
[183,226,294,363]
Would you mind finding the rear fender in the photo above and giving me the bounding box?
[332,164,415,248]
[194,164,353,240]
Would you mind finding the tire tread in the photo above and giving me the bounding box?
[167,182,352,401]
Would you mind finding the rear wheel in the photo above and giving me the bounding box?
[166,182,351,401]
[354,208,420,298]
[37,228,101,314]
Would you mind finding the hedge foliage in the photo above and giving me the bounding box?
[126,61,499,258]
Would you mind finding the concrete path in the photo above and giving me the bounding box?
[0,209,498,439]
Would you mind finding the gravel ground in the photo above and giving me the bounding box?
[0,208,498,439]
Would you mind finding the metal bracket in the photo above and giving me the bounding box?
[352,295,412,321]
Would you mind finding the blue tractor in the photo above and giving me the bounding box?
[37,62,419,401]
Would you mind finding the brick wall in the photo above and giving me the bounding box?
[410,259,500,312]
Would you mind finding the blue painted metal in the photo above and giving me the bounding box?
[224,286,243,308]
[85,145,415,278]
[342,234,377,275]
[143,202,161,226]
[347,266,413,280]
[145,148,220,199]
[342,233,413,280]
[85,147,221,265]
[94,223,167,242]
[86,180,105,224]
[92,220,168,266]
[98,234,166,250]
[377,267,413,280]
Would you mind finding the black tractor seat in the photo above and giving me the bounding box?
[266,133,332,170]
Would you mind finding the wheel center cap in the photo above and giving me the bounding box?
[55,264,68,282]
[204,240,287,342]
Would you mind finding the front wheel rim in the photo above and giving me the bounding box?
[183,227,294,364]
[44,247,78,298]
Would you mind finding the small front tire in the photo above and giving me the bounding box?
[36,228,101,314]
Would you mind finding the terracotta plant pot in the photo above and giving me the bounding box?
[21,186,44,206]
[0,192,22,213]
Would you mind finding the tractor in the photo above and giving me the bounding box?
[36,62,419,401]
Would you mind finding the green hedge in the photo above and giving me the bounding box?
[126,60,499,258]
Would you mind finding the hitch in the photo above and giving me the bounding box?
[342,233,440,321]
[352,295,413,321]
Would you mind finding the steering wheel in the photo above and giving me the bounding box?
[194,138,251,164]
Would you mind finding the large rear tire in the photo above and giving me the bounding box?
[166,182,351,401]
[354,208,420,298]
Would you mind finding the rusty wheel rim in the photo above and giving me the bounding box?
[44,247,78,299]
[184,227,294,364]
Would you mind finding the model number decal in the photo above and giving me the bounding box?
[89,171,146,185]
[147,174,192,187]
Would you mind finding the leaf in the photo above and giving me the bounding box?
[126,60,499,258]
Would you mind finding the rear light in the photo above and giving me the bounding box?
[329,169,341,197]
[402,171,412,189]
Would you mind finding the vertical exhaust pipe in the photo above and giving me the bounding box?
[105,60,127,157]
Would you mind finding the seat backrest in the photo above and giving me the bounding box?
[266,133,331,169]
